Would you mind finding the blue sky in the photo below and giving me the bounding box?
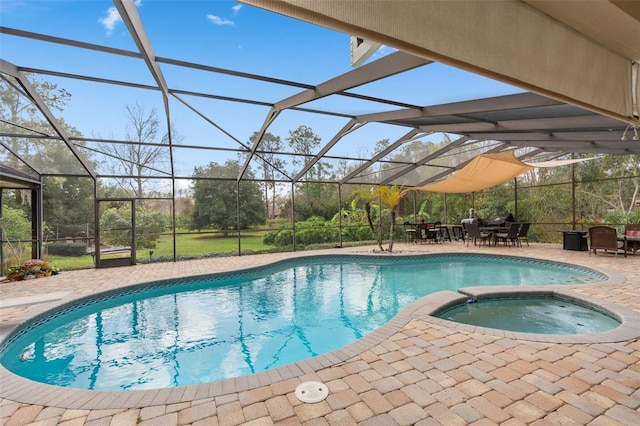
[1,0,523,179]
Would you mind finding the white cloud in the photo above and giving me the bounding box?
[98,6,121,36]
[206,14,234,26]
[98,1,142,36]
[231,5,242,15]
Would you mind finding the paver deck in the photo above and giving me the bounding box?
[1,242,638,425]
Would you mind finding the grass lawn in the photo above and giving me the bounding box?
[165,231,268,257]
[46,231,271,271]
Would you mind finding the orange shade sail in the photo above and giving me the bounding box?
[413,150,596,193]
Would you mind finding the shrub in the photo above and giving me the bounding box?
[264,217,378,248]
[355,226,373,241]
[47,242,88,257]
[273,230,293,247]
[262,230,279,245]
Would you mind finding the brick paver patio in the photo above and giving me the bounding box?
[1,242,639,425]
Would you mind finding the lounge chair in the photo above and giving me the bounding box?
[588,226,626,257]
[464,222,491,246]
[495,222,520,246]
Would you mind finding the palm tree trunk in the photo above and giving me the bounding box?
[365,203,384,251]
[388,210,396,252]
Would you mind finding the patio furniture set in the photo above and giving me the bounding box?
[465,221,530,247]
[405,220,639,258]
[404,221,465,244]
[404,221,530,247]
[588,224,640,258]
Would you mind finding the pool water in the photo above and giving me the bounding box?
[437,297,620,334]
[0,254,605,391]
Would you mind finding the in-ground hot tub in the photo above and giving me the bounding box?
[435,296,620,334]
[424,288,640,344]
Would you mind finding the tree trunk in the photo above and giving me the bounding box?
[365,203,384,251]
[271,183,277,218]
[388,210,396,252]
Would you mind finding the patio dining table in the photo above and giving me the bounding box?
[443,224,465,241]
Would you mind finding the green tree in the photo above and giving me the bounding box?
[351,186,384,251]
[42,176,95,240]
[99,206,168,249]
[0,74,71,166]
[287,125,321,171]
[286,125,337,220]
[0,206,32,268]
[191,160,266,231]
[0,74,96,240]
[591,154,640,216]
[252,131,284,218]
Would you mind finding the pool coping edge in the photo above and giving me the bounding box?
[0,251,634,410]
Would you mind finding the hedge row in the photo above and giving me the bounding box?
[47,242,88,257]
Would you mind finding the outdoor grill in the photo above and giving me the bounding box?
[486,216,507,227]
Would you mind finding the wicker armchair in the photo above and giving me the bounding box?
[495,222,520,246]
[625,224,640,255]
[588,226,626,257]
[516,222,530,247]
[464,222,491,246]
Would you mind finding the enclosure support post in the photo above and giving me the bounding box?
[94,183,100,268]
[172,179,177,262]
[571,154,577,230]
[338,184,343,248]
[0,190,4,276]
[236,180,241,256]
[291,182,296,252]
[131,201,137,265]
[443,193,447,224]
[514,178,518,220]
[31,186,42,260]
[413,190,417,222]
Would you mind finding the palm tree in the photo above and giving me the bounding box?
[373,185,409,252]
[351,186,384,251]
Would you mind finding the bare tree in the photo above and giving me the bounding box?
[0,74,76,171]
[100,102,178,202]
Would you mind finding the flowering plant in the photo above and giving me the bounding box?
[4,259,57,282]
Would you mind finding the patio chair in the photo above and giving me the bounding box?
[516,222,531,247]
[423,221,441,243]
[403,221,418,244]
[588,226,625,257]
[624,224,640,255]
[495,222,520,246]
[415,222,427,243]
[464,222,491,246]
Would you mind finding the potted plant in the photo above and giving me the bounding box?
[3,259,57,282]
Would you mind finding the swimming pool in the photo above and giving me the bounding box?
[0,254,606,391]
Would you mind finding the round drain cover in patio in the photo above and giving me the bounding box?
[295,381,329,403]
